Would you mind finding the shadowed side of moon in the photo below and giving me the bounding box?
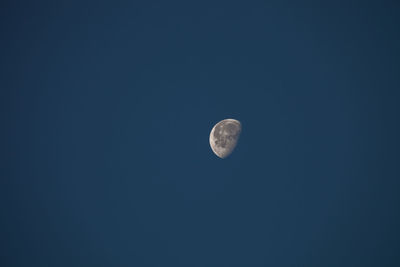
[209,119,241,158]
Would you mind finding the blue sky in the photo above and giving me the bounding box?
[1,1,400,266]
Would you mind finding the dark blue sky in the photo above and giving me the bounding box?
[1,1,400,266]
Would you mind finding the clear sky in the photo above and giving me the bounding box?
[1,1,400,266]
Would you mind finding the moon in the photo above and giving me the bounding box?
[209,119,242,158]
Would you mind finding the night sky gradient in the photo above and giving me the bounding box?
[1,1,400,266]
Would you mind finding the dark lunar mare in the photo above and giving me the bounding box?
[213,122,240,148]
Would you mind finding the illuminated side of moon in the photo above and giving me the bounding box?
[209,119,241,158]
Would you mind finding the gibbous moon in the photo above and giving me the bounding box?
[209,119,241,158]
